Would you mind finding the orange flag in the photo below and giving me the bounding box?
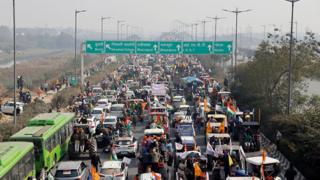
[219,121,225,133]
[141,102,147,111]
[91,166,100,180]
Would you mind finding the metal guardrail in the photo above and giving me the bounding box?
[260,133,306,180]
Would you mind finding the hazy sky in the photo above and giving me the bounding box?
[0,0,319,36]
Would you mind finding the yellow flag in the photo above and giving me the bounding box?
[228,155,233,166]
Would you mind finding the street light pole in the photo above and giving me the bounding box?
[207,16,226,41]
[286,0,300,114]
[117,20,125,40]
[126,24,129,40]
[13,0,16,125]
[194,23,198,41]
[101,16,111,40]
[223,8,251,68]
[190,24,194,40]
[120,24,125,40]
[199,20,210,41]
[74,9,86,81]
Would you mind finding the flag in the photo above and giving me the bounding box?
[229,138,233,153]
[261,149,267,180]
[206,122,212,134]
[262,149,267,162]
[206,143,215,156]
[228,155,234,166]
[227,104,237,116]
[194,162,206,177]
[91,166,100,180]
[141,102,147,112]
[100,112,105,124]
[175,142,183,150]
[111,145,118,160]
[154,95,159,103]
[219,121,225,133]
[152,172,161,180]
[157,114,161,123]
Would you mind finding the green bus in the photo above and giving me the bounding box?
[10,112,75,174]
[0,142,36,179]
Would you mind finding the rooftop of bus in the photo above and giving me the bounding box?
[9,112,75,140]
[0,142,34,173]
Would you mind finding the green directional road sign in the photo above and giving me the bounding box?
[85,40,232,55]
[105,41,135,54]
[212,41,233,54]
[183,41,213,54]
[159,41,182,54]
[136,41,158,54]
[86,41,105,53]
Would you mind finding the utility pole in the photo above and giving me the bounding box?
[74,9,86,80]
[199,20,210,41]
[101,16,111,40]
[117,20,125,40]
[285,0,301,114]
[13,0,16,125]
[194,23,199,41]
[190,24,194,40]
[207,16,226,41]
[126,24,129,40]
[223,8,251,69]
[120,24,125,40]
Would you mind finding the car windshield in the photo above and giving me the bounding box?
[179,107,189,111]
[55,170,79,178]
[101,168,121,175]
[117,140,131,145]
[111,107,123,111]
[98,101,107,105]
[92,110,102,114]
[106,118,116,123]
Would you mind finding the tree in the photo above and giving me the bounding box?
[231,32,320,115]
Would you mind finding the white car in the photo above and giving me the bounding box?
[92,87,103,97]
[104,116,118,128]
[91,107,104,119]
[139,173,161,180]
[115,136,138,157]
[1,101,24,115]
[99,161,128,180]
[97,99,112,112]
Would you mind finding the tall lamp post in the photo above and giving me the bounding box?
[120,24,125,40]
[199,20,211,41]
[74,9,86,79]
[101,16,111,40]
[285,0,300,114]
[13,0,17,124]
[194,23,199,41]
[223,8,251,68]
[207,16,226,41]
[117,20,125,40]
